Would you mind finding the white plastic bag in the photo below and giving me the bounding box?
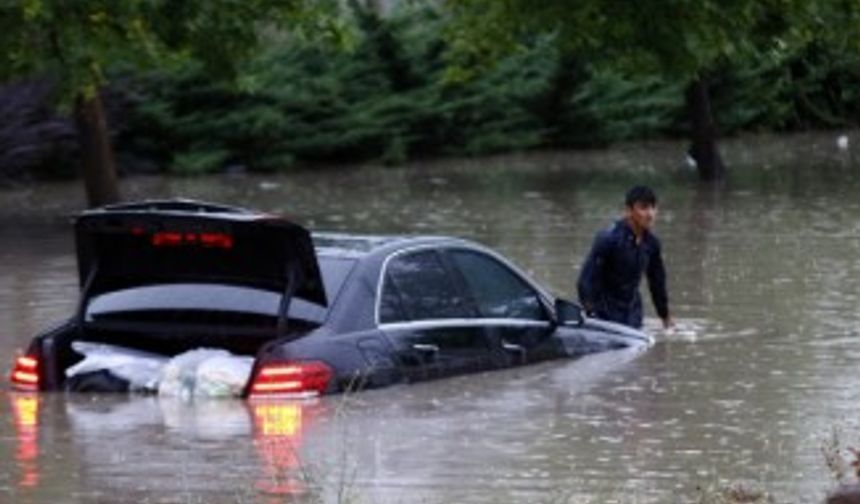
[195,354,254,398]
[157,348,253,399]
[65,342,254,398]
[66,341,168,392]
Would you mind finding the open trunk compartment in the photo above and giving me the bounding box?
[30,200,328,394]
[42,320,318,395]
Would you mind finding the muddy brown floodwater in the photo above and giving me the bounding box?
[2,132,859,503]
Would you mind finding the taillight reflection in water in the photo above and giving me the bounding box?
[10,393,40,488]
[251,400,319,497]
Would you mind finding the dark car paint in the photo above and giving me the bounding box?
[253,236,645,394]
[17,202,651,396]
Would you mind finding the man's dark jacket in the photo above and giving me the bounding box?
[577,219,669,328]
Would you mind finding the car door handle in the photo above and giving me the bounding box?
[502,341,526,363]
[412,343,439,355]
[502,341,524,353]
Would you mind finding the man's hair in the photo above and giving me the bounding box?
[625,185,658,207]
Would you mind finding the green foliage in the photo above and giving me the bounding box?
[169,148,230,176]
[444,0,857,82]
[572,71,684,142]
[4,0,860,178]
[116,2,562,170]
[105,0,860,173]
[0,0,344,103]
[784,43,860,128]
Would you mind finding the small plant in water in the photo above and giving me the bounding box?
[822,428,860,485]
[851,447,860,480]
[695,482,774,504]
[820,427,860,504]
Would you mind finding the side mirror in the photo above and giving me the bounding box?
[554,298,585,326]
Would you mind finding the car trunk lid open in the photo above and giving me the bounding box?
[75,204,327,311]
[15,202,333,396]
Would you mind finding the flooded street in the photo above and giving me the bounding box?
[2,132,860,503]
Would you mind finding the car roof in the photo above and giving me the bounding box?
[312,233,477,260]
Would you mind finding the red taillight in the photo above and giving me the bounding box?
[249,361,332,398]
[152,231,233,249]
[199,232,233,249]
[10,356,39,391]
[152,231,183,247]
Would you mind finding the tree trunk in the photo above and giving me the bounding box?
[74,91,120,208]
[543,52,582,145]
[685,76,726,182]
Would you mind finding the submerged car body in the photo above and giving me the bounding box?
[9,200,652,397]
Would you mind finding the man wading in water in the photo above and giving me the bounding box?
[577,185,673,330]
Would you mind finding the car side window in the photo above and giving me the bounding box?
[378,271,406,322]
[379,250,473,323]
[449,249,546,321]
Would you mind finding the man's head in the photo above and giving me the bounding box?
[624,185,658,233]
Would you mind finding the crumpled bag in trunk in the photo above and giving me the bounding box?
[66,342,254,398]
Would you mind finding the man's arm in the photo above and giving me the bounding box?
[577,231,611,315]
[646,238,672,328]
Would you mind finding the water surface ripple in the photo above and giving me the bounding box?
[2,133,859,503]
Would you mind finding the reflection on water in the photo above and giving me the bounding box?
[3,394,328,503]
[251,400,310,497]
[10,394,40,489]
[2,132,860,502]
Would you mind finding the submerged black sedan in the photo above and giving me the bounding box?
[9,200,652,397]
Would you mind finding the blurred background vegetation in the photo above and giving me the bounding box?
[1,0,859,182]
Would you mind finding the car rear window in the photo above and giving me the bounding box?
[87,256,356,324]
